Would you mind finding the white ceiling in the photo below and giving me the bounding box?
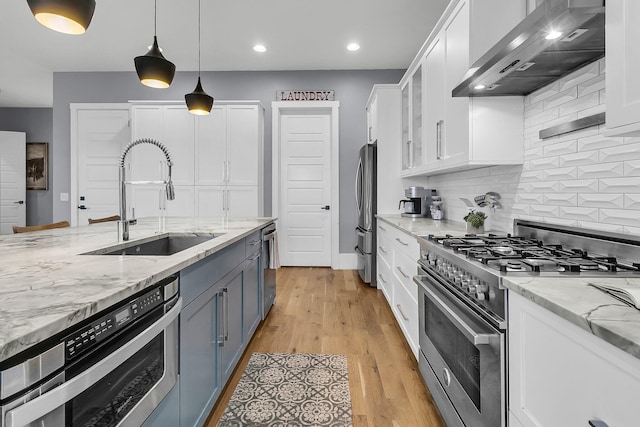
[0,0,449,108]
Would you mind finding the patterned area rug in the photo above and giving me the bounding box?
[218,352,353,426]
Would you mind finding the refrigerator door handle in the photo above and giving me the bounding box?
[355,228,365,237]
[355,158,363,213]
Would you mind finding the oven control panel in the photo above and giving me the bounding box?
[64,287,163,360]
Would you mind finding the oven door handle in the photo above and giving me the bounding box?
[415,275,495,345]
[5,297,182,427]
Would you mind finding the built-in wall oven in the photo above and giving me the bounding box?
[0,275,181,427]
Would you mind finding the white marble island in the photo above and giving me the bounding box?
[0,217,274,363]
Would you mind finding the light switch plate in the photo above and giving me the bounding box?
[60,193,69,202]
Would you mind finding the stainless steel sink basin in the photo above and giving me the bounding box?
[83,233,221,256]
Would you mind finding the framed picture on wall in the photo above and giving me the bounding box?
[26,142,48,190]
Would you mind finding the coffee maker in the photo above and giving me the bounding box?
[399,186,436,218]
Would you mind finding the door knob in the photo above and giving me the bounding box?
[321,205,330,210]
[78,205,88,210]
[13,201,24,204]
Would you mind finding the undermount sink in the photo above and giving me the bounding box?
[83,233,221,256]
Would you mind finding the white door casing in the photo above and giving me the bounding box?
[70,104,130,227]
[0,131,26,234]
[272,101,340,268]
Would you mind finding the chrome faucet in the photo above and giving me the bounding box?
[119,138,175,241]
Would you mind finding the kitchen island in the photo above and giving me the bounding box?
[0,217,273,362]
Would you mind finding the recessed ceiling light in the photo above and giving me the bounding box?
[253,44,267,53]
[347,43,360,52]
[474,84,486,90]
[545,30,563,40]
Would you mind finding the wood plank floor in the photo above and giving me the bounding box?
[206,267,445,427]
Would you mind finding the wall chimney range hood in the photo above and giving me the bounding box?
[452,0,605,97]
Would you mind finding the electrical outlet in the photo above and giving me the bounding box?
[60,193,69,202]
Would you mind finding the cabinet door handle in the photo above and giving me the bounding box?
[396,266,410,278]
[224,288,229,341]
[588,421,609,427]
[227,190,231,212]
[396,304,410,321]
[222,161,226,183]
[217,290,225,347]
[436,120,444,160]
[395,237,409,246]
[248,239,261,246]
[378,246,388,254]
[378,274,387,284]
[407,140,413,168]
[248,253,260,261]
[368,126,373,142]
[227,161,231,183]
[379,225,387,231]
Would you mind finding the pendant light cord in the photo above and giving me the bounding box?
[154,0,157,36]
[198,0,201,78]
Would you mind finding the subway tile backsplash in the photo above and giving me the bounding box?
[425,58,640,235]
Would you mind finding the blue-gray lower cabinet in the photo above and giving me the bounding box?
[141,377,180,427]
[243,252,261,339]
[218,264,245,384]
[179,281,221,427]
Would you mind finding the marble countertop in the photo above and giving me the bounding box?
[377,214,640,361]
[376,214,468,238]
[0,217,274,363]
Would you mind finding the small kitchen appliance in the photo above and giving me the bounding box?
[414,220,640,427]
[0,275,181,427]
[399,186,436,218]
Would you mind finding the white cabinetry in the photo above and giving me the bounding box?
[509,291,640,427]
[366,85,403,214]
[376,221,419,359]
[401,63,424,171]
[605,0,640,136]
[130,101,264,219]
[401,0,525,178]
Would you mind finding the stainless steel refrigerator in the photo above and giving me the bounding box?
[355,143,376,286]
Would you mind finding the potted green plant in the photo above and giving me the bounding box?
[464,210,487,234]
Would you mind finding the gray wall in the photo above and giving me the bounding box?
[53,69,404,253]
[0,108,53,225]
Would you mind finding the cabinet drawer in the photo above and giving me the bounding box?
[245,230,262,257]
[393,249,419,301]
[377,229,393,267]
[393,281,419,360]
[376,250,393,304]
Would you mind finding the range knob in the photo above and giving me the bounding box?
[475,291,487,301]
[467,279,479,294]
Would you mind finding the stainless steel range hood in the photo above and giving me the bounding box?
[452,0,605,97]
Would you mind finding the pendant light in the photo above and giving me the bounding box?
[184,0,213,115]
[26,0,96,35]
[134,0,175,88]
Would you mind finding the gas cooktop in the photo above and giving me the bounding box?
[428,233,640,275]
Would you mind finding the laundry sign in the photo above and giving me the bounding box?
[277,90,335,101]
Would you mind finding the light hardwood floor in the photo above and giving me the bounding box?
[206,267,445,426]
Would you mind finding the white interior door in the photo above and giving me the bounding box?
[75,107,130,226]
[279,111,332,266]
[0,131,26,234]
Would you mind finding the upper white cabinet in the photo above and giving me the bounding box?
[366,85,403,214]
[400,0,525,178]
[130,101,264,219]
[509,291,640,427]
[130,104,195,186]
[401,63,424,171]
[605,0,640,136]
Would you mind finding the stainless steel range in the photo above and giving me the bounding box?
[414,219,640,427]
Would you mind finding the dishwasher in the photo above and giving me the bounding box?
[262,223,277,319]
[0,275,181,427]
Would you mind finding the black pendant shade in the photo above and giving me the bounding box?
[27,0,96,35]
[134,36,176,88]
[185,77,214,115]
